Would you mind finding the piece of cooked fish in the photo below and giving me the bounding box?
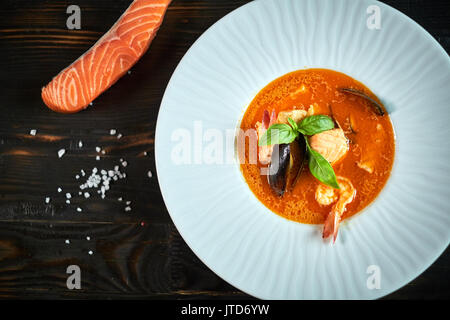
[277,109,307,124]
[309,128,349,165]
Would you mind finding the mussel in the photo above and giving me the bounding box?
[338,87,385,116]
[267,138,307,197]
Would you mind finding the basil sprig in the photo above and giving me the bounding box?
[304,137,340,189]
[297,115,335,136]
[258,115,340,189]
[258,123,298,146]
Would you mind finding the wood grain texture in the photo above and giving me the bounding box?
[0,0,449,299]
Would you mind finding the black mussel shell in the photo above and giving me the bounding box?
[267,138,306,197]
[338,87,385,116]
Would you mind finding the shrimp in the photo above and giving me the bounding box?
[256,109,276,164]
[318,176,356,243]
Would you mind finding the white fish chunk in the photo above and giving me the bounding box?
[277,109,307,125]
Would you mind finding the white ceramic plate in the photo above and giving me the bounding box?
[155,0,450,299]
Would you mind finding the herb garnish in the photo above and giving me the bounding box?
[258,115,340,189]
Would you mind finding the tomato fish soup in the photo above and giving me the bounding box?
[238,69,395,225]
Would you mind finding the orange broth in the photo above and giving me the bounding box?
[239,69,395,224]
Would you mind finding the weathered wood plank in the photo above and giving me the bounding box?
[0,220,250,298]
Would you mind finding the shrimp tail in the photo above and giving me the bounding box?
[262,110,271,130]
[323,210,341,243]
[269,109,277,126]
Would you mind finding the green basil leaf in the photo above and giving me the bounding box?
[287,117,299,132]
[305,138,340,189]
[258,124,296,146]
[298,115,335,136]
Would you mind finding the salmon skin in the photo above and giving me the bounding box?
[41,0,171,113]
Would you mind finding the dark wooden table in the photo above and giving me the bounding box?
[0,0,448,300]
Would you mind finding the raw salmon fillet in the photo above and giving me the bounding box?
[41,0,171,113]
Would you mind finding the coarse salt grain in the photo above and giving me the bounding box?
[110,129,116,135]
[147,170,152,178]
[95,147,101,152]
[86,236,91,241]
[125,206,131,212]
[79,164,126,200]
[30,129,37,136]
[65,240,70,244]
[58,149,66,158]
[88,250,93,255]
[66,193,72,199]
[117,133,122,139]
[66,199,70,204]
[77,207,82,212]
[45,197,50,204]
[57,187,62,192]
[96,156,100,161]
[78,141,83,148]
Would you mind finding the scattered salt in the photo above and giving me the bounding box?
[66,193,72,199]
[78,141,83,148]
[76,207,82,212]
[66,199,70,204]
[65,240,70,244]
[30,129,37,136]
[96,156,100,161]
[86,236,91,241]
[58,149,66,158]
[125,206,131,212]
[110,129,116,135]
[45,197,50,204]
[147,170,152,178]
[57,187,62,193]
[88,250,93,255]
[95,147,101,153]
[117,133,122,139]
